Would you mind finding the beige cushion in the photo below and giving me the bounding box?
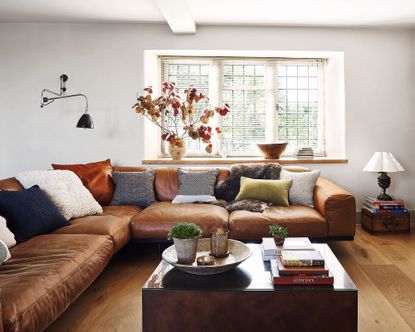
[0,216,16,248]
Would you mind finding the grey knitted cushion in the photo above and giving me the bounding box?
[111,171,156,206]
[0,240,11,265]
[178,169,218,196]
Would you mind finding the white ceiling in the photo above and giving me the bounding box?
[0,0,415,33]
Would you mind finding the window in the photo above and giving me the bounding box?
[161,57,326,157]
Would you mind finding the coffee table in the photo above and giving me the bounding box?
[142,243,357,332]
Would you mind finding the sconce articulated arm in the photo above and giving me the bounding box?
[40,74,93,129]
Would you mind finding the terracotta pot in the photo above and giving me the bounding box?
[274,235,285,246]
[168,139,186,160]
[173,237,199,264]
[257,143,288,159]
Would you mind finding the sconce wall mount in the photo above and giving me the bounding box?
[40,74,94,129]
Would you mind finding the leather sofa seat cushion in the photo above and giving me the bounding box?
[53,214,132,252]
[130,202,229,239]
[229,205,327,240]
[0,234,113,332]
[102,205,143,220]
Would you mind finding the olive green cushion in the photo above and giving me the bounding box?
[235,177,292,206]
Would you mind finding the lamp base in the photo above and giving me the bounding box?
[377,192,393,201]
[377,172,392,201]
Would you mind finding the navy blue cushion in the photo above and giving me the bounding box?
[0,185,68,242]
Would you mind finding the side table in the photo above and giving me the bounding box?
[361,208,410,235]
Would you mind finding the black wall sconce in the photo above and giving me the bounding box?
[40,74,94,129]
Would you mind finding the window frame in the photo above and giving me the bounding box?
[160,56,327,158]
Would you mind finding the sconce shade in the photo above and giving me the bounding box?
[76,114,94,129]
[362,152,404,173]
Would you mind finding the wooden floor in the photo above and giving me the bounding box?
[46,225,415,332]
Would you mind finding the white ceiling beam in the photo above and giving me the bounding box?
[154,0,196,34]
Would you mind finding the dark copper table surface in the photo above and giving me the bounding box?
[143,243,357,292]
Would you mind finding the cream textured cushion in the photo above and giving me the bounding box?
[16,170,103,220]
[0,216,16,248]
[280,169,320,207]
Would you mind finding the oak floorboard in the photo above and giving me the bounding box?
[329,240,412,332]
[46,226,414,332]
[361,265,415,330]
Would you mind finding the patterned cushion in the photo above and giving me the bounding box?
[0,240,10,264]
[178,169,218,196]
[280,169,320,207]
[111,171,156,207]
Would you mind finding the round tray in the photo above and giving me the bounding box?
[162,238,252,275]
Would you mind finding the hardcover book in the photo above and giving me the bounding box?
[261,237,313,257]
[271,260,334,285]
[281,250,325,267]
[276,257,329,276]
[366,196,405,206]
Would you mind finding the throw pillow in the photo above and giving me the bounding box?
[0,185,68,243]
[52,159,115,206]
[0,240,11,264]
[178,169,218,196]
[235,177,292,206]
[16,170,103,220]
[111,171,156,206]
[172,195,217,204]
[280,169,320,207]
[0,216,16,248]
[215,163,282,201]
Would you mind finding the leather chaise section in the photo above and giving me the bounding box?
[0,234,113,332]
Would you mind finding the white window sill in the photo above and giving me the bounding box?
[142,157,348,165]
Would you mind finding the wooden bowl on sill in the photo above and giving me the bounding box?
[256,143,288,159]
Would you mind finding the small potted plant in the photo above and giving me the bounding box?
[269,224,288,246]
[168,222,202,264]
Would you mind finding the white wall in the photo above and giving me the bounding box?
[0,23,414,210]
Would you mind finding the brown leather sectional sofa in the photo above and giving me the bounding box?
[0,165,356,332]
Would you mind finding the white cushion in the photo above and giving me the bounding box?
[280,169,320,207]
[0,240,11,264]
[172,195,217,204]
[0,216,16,248]
[16,170,103,220]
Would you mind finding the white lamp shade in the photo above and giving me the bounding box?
[363,152,405,173]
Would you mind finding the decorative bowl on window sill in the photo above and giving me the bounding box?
[256,143,288,159]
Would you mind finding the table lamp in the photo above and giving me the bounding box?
[363,152,404,201]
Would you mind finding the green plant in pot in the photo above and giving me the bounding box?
[168,222,202,264]
[269,224,288,246]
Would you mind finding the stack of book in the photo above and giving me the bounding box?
[261,237,313,261]
[363,196,407,214]
[270,250,334,285]
[296,147,314,159]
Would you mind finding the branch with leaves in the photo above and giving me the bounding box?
[133,82,230,153]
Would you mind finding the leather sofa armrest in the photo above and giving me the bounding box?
[314,177,356,237]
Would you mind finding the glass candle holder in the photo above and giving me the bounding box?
[210,228,229,258]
